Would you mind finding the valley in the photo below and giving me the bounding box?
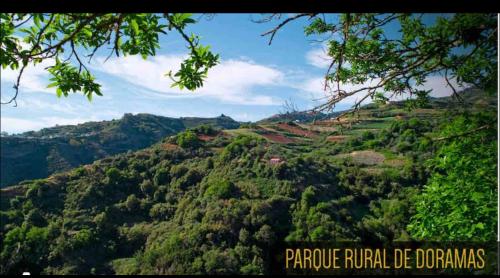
[0,89,497,274]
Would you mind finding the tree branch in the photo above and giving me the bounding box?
[432,125,492,141]
[261,13,317,45]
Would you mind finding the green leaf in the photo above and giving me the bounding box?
[130,20,139,35]
[46,82,58,88]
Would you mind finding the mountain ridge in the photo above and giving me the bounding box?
[1,88,495,188]
[0,113,240,187]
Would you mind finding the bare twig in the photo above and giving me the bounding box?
[432,125,491,141]
[261,13,317,45]
[13,14,33,28]
[444,68,464,103]
[1,63,27,106]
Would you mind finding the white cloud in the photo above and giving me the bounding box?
[198,59,283,105]
[1,59,56,97]
[298,77,378,107]
[1,117,46,133]
[298,74,465,109]
[305,47,331,69]
[417,75,466,98]
[1,115,120,134]
[15,98,79,114]
[92,55,184,94]
[298,77,328,99]
[1,37,58,100]
[93,55,284,105]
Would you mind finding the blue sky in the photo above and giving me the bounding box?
[1,14,458,134]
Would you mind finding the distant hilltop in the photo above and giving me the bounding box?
[1,87,495,188]
[0,113,240,187]
[258,87,496,124]
[5,113,239,138]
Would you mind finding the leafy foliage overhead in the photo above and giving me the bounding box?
[0,13,219,105]
[261,13,497,113]
[2,13,496,114]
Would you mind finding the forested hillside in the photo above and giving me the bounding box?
[0,114,239,187]
[0,91,496,275]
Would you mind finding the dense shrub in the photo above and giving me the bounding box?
[204,180,236,199]
[176,130,200,148]
[153,169,170,186]
[408,112,497,241]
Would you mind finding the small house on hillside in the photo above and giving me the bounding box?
[269,157,284,165]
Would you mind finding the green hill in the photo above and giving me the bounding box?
[0,113,239,187]
[0,90,496,275]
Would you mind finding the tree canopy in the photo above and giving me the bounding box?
[0,13,219,105]
[1,13,497,111]
[260,13,497,113]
